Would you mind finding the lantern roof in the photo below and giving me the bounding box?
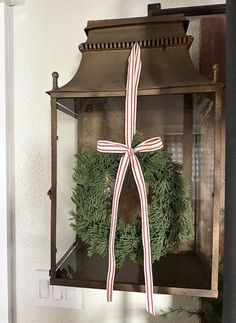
[48,14,223,97]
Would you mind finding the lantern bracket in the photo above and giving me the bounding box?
[148,3,226,17]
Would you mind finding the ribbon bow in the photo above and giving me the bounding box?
[97,43,163,315]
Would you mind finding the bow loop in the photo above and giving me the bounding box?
[134,137,163,153]
[97,140,128,154]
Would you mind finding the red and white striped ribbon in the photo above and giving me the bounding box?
[97,43,163,315]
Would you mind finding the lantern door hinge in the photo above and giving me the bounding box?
[47,188,52,200]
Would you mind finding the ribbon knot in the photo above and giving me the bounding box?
[127,147,134,158]
[97,43,163,316]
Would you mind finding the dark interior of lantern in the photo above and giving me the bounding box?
[54,92,215,294]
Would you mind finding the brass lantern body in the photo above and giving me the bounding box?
[48,14,224,298]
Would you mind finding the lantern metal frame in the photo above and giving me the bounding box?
[47,14,224,299]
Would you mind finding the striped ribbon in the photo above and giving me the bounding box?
[97,43,163,315]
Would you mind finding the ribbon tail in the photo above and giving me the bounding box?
[106,153,130,302]
[131,155,155,315]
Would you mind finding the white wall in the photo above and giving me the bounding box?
[0,3,12,323]
[12,1,225,323]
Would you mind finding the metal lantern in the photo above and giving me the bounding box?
[47,14,224,299]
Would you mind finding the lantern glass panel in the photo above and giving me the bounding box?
[56,105,78,263]
[54,91,216,292]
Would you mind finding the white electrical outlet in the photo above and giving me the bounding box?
[34,270,82,309]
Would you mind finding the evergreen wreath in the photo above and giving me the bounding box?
[70,133,194,268]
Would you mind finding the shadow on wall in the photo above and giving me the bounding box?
[9,0,25,5]
[81,290,200,323]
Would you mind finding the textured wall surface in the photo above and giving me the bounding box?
[13,0,225,322]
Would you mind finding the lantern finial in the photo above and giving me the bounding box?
[52,71,59,90]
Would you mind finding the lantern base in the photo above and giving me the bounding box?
[50,240,217,298]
